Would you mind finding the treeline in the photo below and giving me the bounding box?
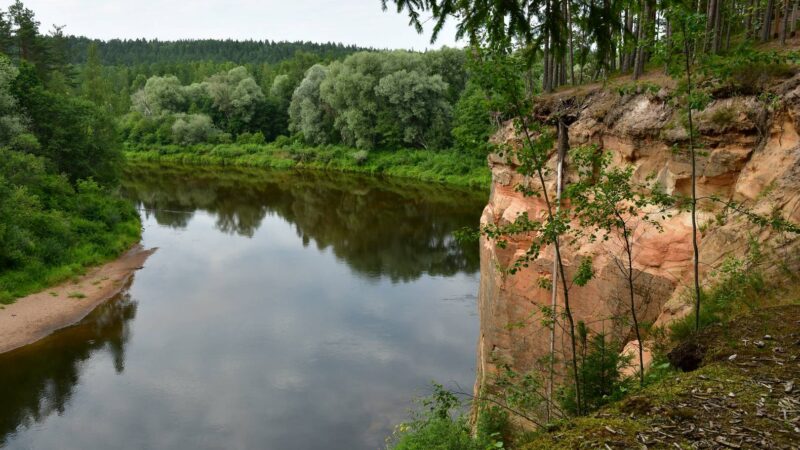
[61,37,369,66]
[0,1,140,302]
[121,48,494,154]
[390,0,800,91]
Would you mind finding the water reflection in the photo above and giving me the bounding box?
[0,285,137,446]
[1,164,485,450]
[122,163,485,281]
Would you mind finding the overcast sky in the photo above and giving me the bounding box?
[1,0,462,50]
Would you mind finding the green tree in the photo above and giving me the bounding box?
[14,62,122,186]
[375,69,452,149]
[82,42,112,109]
[288,64,334,145]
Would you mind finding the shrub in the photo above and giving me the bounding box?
[352,150,369,165]
[670,241,766,342]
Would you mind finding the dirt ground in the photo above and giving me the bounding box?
[0,245,155,354]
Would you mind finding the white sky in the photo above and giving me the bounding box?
[2,0,462,50]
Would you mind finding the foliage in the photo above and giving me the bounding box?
[171,113,222,145]
[387,383,506,450]
[315,50,466,150]
[559,330,631,415]
[0,149,140,303]
[13,61,122,186]
[451,82,494,156]
[124,143,491,189]
[288,64,334,145]
[670,241,767,341]
[60,36,367,66]
[0,2,140,304]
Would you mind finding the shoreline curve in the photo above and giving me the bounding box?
[0,244,156,355]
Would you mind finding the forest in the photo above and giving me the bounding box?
[0,0,799,447]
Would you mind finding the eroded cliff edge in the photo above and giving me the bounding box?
[476,77,800,395]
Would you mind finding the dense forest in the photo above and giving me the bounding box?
[0,2,140,303]
[61,37,369,66]
[388,0,800,90]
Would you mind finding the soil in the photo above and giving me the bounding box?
[0,245,155,354]
[523,305,800,449]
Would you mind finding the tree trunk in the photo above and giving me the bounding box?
[633,0,649,80]
[567,0,575,85]
[622,6,633,73]
[763,0,776,42]
[782,0,791,44]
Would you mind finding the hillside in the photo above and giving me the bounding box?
[522,303,800,449]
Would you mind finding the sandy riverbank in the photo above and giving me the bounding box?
[0,244,155,354]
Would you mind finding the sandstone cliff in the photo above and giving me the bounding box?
[476,76,800,396]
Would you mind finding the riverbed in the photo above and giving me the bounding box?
[0,164,486,450]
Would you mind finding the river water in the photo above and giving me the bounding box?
[0,164,486,450]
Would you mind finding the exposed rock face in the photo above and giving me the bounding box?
[475,78,800,398]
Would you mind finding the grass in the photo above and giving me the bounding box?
[67,291,86,299]
[519,304,800,449]
[0,217,141,304]
[124,143,492,190]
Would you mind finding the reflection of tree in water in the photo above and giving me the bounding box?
[0,286,137,445]
[122,164,485,281]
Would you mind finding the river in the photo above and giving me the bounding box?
[0,163,486,450]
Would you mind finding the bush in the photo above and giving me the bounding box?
[560,327,631,415]
[352,150,369,165]
[0,148,140,303]
[236,131,266,145]
[670,242,766,342]
[387,384,496,450]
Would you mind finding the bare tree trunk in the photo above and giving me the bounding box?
[712,0,723,53]
[705,0,717,52]
[544,34,552,92]
[664,17,672,75]
[681,24,702,332]
[622,6,633,73]
[782,0,791,44]
[547,120,568,422]
[763,0,776,41]
[621,226,645,386]
[633,0,649,80]
[567,0,575,85]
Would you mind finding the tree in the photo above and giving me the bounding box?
[171,113,220,145]
[200,66,266,134]
[82,42,112,109]
[288,64,334,145]
[0,55,26,146]
[375,69,452,148]
[568,146,672,385]
[14,62,122,186]
[131,75,187,117]
[471,47,588,415]
[451,82,494,156]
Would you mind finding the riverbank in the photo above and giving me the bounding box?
[124,144,492,189]
[0,245,155,355]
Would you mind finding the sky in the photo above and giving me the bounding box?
[1,0,462,50]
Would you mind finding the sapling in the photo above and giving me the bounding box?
[568,145,672,385]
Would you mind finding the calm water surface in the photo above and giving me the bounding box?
[0,164,486,450]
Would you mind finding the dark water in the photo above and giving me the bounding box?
[0,164,486,450]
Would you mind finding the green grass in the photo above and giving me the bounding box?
[0,217,141,305]
[124,143,492,190]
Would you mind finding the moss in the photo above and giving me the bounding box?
[518,305,800,449]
